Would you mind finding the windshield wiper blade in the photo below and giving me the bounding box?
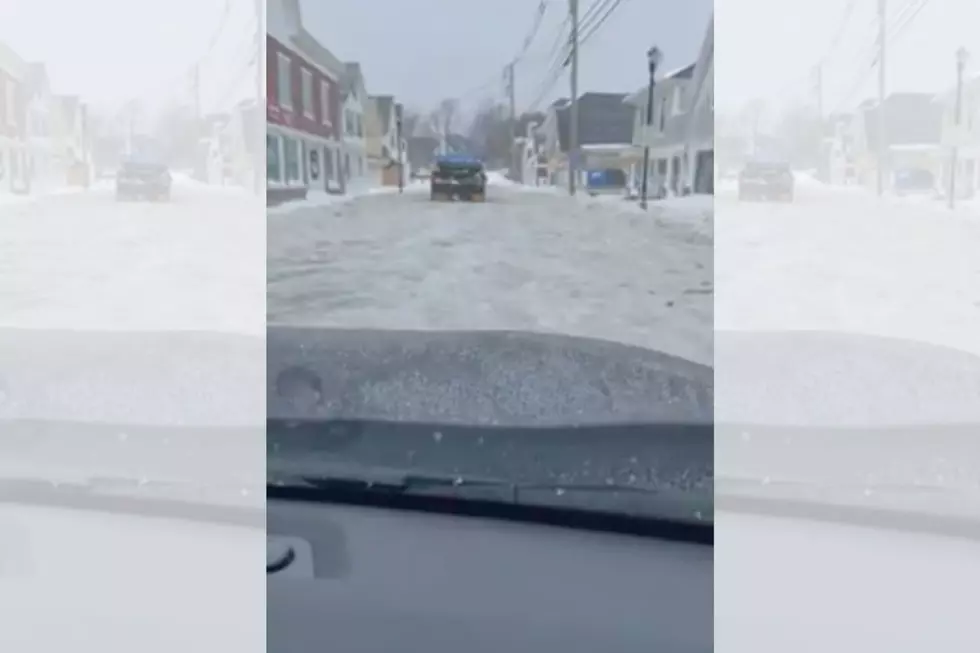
[269,464,517,497]
[268,464,712,520]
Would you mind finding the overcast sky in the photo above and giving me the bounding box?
[717,0,980,115]
[0,0,257,117]
[300,0,713,117]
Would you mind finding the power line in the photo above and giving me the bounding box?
[822,0,858,63]
[511,0,550,64]
[829,0,932,113]
[562,0,627,66]
[579,0,623,43]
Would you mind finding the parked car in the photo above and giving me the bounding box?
[738,160,794,202]
[430,155,487,202]
[893,167,938,197]
[116,158,172,201]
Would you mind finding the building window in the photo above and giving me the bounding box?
[283,136,301,183]
[267,133,282,182]
[659,98,667,132]
[277,53,292,110]
[301,68,314,119]
[321,81,331,126]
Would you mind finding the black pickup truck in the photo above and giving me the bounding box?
[430,155,487,202]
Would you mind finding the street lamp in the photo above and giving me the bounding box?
[639,46,663,210]
[949,46,970,209]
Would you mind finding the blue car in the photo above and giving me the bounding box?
[430,154,487,202]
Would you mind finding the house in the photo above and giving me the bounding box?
[221,99,262,190]
[339,62,369,190]
[515,116,546,184]
[683,16,714,194]
[936,73,980,198]
[625,64,694,196]
[853,92,944,191]
[51,94,91,187]
[266,0,344,205]
[22,62,57,192]
[818,112,858,185]
[0,40,28,195]
[364,94,405,186]
[537,92,637,191]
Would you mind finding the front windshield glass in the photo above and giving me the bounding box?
[265,2,715,523]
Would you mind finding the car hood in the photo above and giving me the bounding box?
[267,327,712,426]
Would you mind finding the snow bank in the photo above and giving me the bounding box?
[268,181,428,217]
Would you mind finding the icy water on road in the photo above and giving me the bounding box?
[267,184,713,365]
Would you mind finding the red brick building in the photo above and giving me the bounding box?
[266,33,343,205]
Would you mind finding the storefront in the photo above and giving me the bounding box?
[267,124,342,206]
[0,137,29,194]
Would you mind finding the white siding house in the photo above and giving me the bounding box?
[625,16,713,197]
[683,15,713,194]
[340,62,369,191]
[625,64,696,196]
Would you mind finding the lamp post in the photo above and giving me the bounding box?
[639,46,662,210]
[949,46,969,209]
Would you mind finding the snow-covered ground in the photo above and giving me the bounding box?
[268,177,713,366]
[0,177,265,334]
[716,174,980,358]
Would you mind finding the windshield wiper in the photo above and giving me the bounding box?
[268,463,712,543]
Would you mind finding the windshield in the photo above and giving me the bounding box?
[433,162,483,177]
[266,3,715,524]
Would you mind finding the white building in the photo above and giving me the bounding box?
[937,73,980,198]
[1,40,28,195]
[365,94,405,186]
[22,62,59,192]
[340,62,369,191]
[683,15,713,194]
[625,15,713,196]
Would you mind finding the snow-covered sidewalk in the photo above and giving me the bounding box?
[268,179,712,365]
[268,180,429,216]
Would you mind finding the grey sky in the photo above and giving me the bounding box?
[300,0,712,116]
[717,0,980,114]
[0,0,256,116]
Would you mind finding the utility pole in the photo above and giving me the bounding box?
[568,0,579,195]
[949,47,969,209]
[876,0,886,197]
[506,62,517,181]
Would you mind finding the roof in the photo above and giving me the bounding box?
[861,92,943,148]
[664,63,696,80]
[555,92,633,151]
[624,61,697,105]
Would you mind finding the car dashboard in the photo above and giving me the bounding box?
[268,499,712,653]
